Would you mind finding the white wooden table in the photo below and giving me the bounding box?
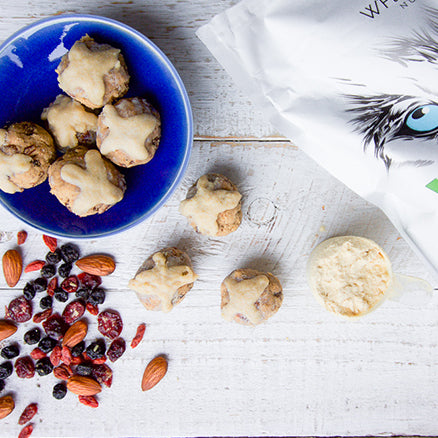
[0,1,437,437]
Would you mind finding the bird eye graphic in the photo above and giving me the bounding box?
[406,104,438,133]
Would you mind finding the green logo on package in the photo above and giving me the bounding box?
[426,179,438,193]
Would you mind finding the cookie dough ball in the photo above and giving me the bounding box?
[179,173,242,236]
[221,268,283,326]
[48,146,126,217]
[41,94,98,151]
[128,247,198,312]
[96,97,161,168]
[307,236,393,318]
[56,35,130,109]
[0,122,56,194]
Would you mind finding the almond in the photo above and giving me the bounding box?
[62,320,88,348]
[0,320,18,341]
[141,356,168,391]
[76,255,116,276]
[67,376,101,396]
[0,395,14,419]
[2,249,22,287]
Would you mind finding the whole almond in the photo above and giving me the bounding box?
[62,320,88,348]
[76,255,115,276]
[67,376,101,396]
[2,249,22,287]
[141,356,168,391]
[0,320,18,342]
[0,395,14,419]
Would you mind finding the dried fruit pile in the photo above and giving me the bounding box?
[0,232,151,437]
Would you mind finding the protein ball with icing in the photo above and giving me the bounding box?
[128,247,198,312]
[0,122,56,194]
[221,268,283,326]
[96,97,161,168]
[48,146,126,217]
[307,236,393,318]
[179,173,242,236]
[41,94,98,151]
[56,35,130,109]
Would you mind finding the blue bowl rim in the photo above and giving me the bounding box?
[0,13,193,240]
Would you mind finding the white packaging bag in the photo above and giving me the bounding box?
[197,0,438,277]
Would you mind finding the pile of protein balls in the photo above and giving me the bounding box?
[0,35,161,217]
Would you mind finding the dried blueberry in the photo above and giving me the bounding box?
[54,288,68,302]
[33,277,47,292]
[86,340,106,360]
[1,345,19,360]
[60,243,80,263]
[38,336,57,353]
[76,363,93,376]
[58,263,72,278]
[71,341,85,358]
[76,287,90,301]
[52,382,67,400]
[0,362,13,379]
[41,264,56,278]
[23,282,36,301]
[35,357,53,376]
[0,379,4,392]
[39,295,53,310]
[24,328,41,345]
[45,249,61,265]
[88,288,105,306]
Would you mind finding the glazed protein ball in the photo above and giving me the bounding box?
[48,146,126,217]
[128,247,198,312]
[0,122,56,194]
[307,236,393,318]
[179,173,242,236]
[56,35,130,109]
[221,268,283,326]
[96,97,161,167]
[41,94,98,151]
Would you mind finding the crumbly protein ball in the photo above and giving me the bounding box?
[0,122,56,194]
[221,268,283,326]
[128,247,198,312]
[307,236,393,318]
[179,173,242,236]
[41,94,98,151]
[48,146,126,217]
[96,97,161,167]
[56,35,130,109]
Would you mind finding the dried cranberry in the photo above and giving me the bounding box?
[97,310,123,340]
[47,277,58,297]
[15,356,35,378]
[42,313,67,340]
[62,300,85,324]
[33,308,52,323]
[78,272,101,289]
[92,363,112,387]
[107,338,126,362]
[8,297,32,323]
[18,403,38,425]
[61,275,79,293]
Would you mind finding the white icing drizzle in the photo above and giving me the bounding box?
[0,143,32,194]
[41,94,97,149]
[57,38,121,107]
[179,175,242,236]
[222,275,269,325]
[128,252,198,312]
[99,104,158,160]
[60,150,123,216]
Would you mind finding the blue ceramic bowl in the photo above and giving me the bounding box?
[0,14,192,238]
